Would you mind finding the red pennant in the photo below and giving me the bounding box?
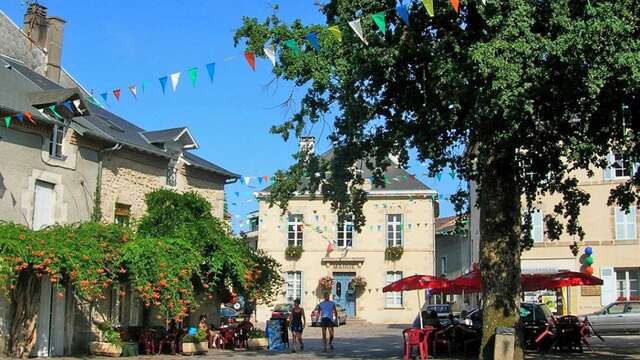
[23,112,35,124]
[326,242,334,253]
[451,0,460,13]
[244,51,256,71]
[263,175,269,183]
[113,89,121,102]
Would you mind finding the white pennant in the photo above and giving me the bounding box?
[128,85,138,99]
[244,176,251,185]
[170,72,181,92]
[264,46,276,66]
[348,19,368,45]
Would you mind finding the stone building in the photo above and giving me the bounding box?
[256,139,438,324]
[469,155,639,315]
[0,4,237,356]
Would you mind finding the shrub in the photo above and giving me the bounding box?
[96,323,122,347]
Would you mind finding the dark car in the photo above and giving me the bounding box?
[220,307,240,326]
[270,303,293,320]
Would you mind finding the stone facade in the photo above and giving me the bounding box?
[256,192,437,324]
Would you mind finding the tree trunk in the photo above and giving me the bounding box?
[9,270,41,358]
[478,151,524,360]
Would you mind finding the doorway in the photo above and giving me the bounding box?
[333,272,356,317]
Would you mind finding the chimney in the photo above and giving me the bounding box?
[22,3,66,83]
[299,136,316,155]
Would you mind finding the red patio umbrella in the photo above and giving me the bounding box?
[382,275,451,328]
[521,271,603,291]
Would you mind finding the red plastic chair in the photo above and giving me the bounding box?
[403,328,427,360]
[139,329,157,355]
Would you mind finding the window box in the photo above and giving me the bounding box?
[385,246,404,261]
[285,245,304,259]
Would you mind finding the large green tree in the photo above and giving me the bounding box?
[235,0,639,357]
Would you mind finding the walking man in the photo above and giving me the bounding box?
[317,292,338,352]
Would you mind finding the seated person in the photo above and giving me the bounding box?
[413,310,430,328]
[424,310,443,328]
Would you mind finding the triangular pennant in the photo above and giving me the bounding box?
[396,5,410,25]
[100,92,109,103]
[169,72,181,92]
[306,32,320,52]
[263,175,269,183]
[188,67,198,87]
[451,0,460,13]
[128,85,137,99]
[234,191,240,197]
[206,62,216,82]
[16,113,24,122]
[113,89,121,102]
[449,170,456,179]
[283,39,300,55]
[264,46,276,66]
[159,76,168,94]
[348,19,368,45]
[436,172,443,181]
[244,51,256,71]
[48,105,63,119]
[371,12,386,35]
[258,177,263,184]
[4,116,10,128]
[24,112,35,124]
[141,81,147,93]
[61,101,73,114]
[328,25,342,42]
[326,241,334,253]
[422,0,435,17]
[244,176,251,185]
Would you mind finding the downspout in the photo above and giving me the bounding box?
[93,143,122,221]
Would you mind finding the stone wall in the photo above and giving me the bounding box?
[100,149,225,223]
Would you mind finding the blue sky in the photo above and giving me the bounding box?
[3,1,463,232]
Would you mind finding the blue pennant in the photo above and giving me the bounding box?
[16,113,24,122]
[396,5,410,26]
[63,100,74,112]
[159,76,168,94]
[206,62,216,83]
[100,93,108,102]
[306,32,320,52]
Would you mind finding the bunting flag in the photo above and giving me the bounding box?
[206,62,216,83]
[244,176,251,185]
[113,88,121,102]
[264,46,276,66]
[328,25,342,42]
[100,92,109,103]
[4,116,10,128]
[283,39,300,55]
[16,113,24,122]
[449,169,456,179]
[326,241,334,253]
[141,81,147,93]
[306,32,320,52]
[234,191,240,197]
[263,175,269,183]
[159,76,168,94]
[451,0,460,13]
[258,177,263,184]
[170,72,181,92]
[48,105,63,119]
[436,172,443,181]
[188,67,198,87]
[371,11,386,35]
[422,0,435,17]
[244,51,256,71]
[63,100,74,112]
[24,111,34,124]
[348,19,368,45]
[128,85,137,99]
[396,5,410,25]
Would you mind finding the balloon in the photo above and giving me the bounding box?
[585,256,594,265]
[585,247,593,255]
[585,266,594,275]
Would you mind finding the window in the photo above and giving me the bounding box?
[49,124,65,159]
[607,302,626,315]
[336,215,353,248]
[284,271,302,303]
[605,153,639,180]
[615,207,637,240]
[114,203,131,227]
[615,269,639,301]
[530,210,544,243]
[387,214,403,247]
[385,271,403,307]
[166,161,177,187]
[440,257,447,275]
[287,214,304,246]
[249,217,259,232]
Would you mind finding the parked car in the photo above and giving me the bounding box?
[270,303,293,320]
[584,301,640,334]
[422,304,455,325]
[220,307,240,326]
[310,304,348,326]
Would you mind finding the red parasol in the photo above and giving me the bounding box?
[382,275,451,328]
[521,271,603,291]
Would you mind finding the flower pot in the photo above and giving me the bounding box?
[247,338,268,350]
[182,342,196,355]
[195,341,209,354]
[89,341,122,357]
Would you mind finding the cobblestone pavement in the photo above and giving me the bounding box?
[58,324,640,360]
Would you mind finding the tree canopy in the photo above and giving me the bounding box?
[234,0,638,357]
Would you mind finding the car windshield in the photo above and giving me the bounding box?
[274,304,291,312]
[221,308,237,317]
[426,305,450,313]
[520,303,549,322]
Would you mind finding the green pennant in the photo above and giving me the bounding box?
[284,39,300,55]
[48,105,63,119]
[422,0,435,17]
[188,67,198,87]
[4,116,11,128]
[371,11,386,35]
[141,81,147,93]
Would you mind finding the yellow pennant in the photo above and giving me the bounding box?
[328,25,342,42]
[422,0,435,17]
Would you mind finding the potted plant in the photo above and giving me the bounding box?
[318,275,334,293]
[285,245,304,259]
[349,275,367,293]
[89,323,123,357]
[385,246,404,261]
[247,329,268,350]
[181,329,209,355]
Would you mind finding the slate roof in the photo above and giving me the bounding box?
[0,54,238,179]
[141,127,189,144]
[260,148,432,194]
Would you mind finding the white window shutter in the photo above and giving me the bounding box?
[533,211,544,243]
[300,271,304,304]
[600,267,617,306]
[603,153,614,180]
[628,207,637,240]
[615,208,625,240]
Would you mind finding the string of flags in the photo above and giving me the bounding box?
[3,100,84,128]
